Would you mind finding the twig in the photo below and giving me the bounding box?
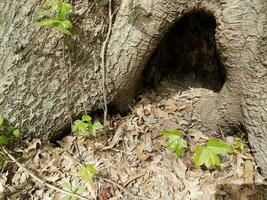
[102,178,148,200]
[1,147,91,200]
[124,172,146,187]
[74,137,86,165]
[100,0,113,126]
[63,38,74,126]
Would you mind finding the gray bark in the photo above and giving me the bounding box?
[106,0,267,174]
[0,0,115,139]
[1,0,267,174]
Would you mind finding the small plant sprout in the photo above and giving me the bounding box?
[79,163,98,183]
[72,115,103,136]
[36,0,73,35]
[0,115,21,145]
[193,139,231,168]
[161,130,187,157]
[61,179,87,200]
[0,135,9,145]
[233,138,246,151]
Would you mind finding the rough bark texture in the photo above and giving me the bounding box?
[0,0,118,139]
[1,0,267,173]
[106,0,267,174]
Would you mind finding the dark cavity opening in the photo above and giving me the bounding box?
[142,10,226,91]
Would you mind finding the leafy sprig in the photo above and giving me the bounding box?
[79,163,98,183]
[193,139,231,168]
[161,130,187,157]
[0,115,21,145]
[72,115,103,136]
[61,179,87,200]
[233,138,246,151]
[36,0,73,35]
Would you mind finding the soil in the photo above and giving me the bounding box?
[0,78,266,200]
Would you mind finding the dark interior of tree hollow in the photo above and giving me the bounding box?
[142,11,226,92]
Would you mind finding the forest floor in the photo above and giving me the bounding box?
[1,78,266,200]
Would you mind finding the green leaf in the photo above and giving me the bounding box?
[72,115,101,136]
[79,164,97,182]
[161,130,183,138]
[61,181,72,192]
[0,135,9,145]
[36,18,60,27]
[62,196,72,200]
[205,150,220,168]
[57,1,72,20]
[207,139,231,155]
[233,139,245,151]
[61,180,86,200]
[7,126,16,134]
[44,0,59,10]
[82,115,92,123]
[161,130,187,157]
[61,20,72,29]
[55,23,72,35]
[36,1,72,35]
[194,146,207,167]
[72,180,86,194]
[0,116,4,127]
[90,121,103,136]
[193,145,220,168]
[12,129,20,138]
[72,120,89,135]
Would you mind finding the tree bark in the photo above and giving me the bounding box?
[0,0,117,139]
[106,0,267,174]
[1,0,267,174]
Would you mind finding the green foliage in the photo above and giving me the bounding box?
[61,179,87,200]
[36,0,73,35]
[0,116,4,127]
[0,115,21,146]
[79,163,98,183]
[0,136,9,145]
[193,139,231,168]
[0,153,8,172]
[72,115,103,136]
[233,138,245,151]
[161,130,187,157]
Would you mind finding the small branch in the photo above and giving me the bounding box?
[1,147,91,200]
[74,137,86,165]
[63,38,74,126]
[100,0,113,126]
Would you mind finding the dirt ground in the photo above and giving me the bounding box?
[0,79,266,200]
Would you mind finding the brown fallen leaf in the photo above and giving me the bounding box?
[133,145,152,161]
[102,124,126,150]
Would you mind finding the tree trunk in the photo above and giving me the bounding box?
[1,0,267,174]
[106,0,267,174]
[0,0,118,139]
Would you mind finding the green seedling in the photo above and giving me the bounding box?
[161,130,187,157]
[194,139,231,168]
[233,138,246,151]
[61,179,87,200]
[72,115,103,136]
[36,0,73,35]
[79,163,98,183]
[0,115,21,146]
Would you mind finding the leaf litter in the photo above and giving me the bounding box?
[0,79,266,200]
